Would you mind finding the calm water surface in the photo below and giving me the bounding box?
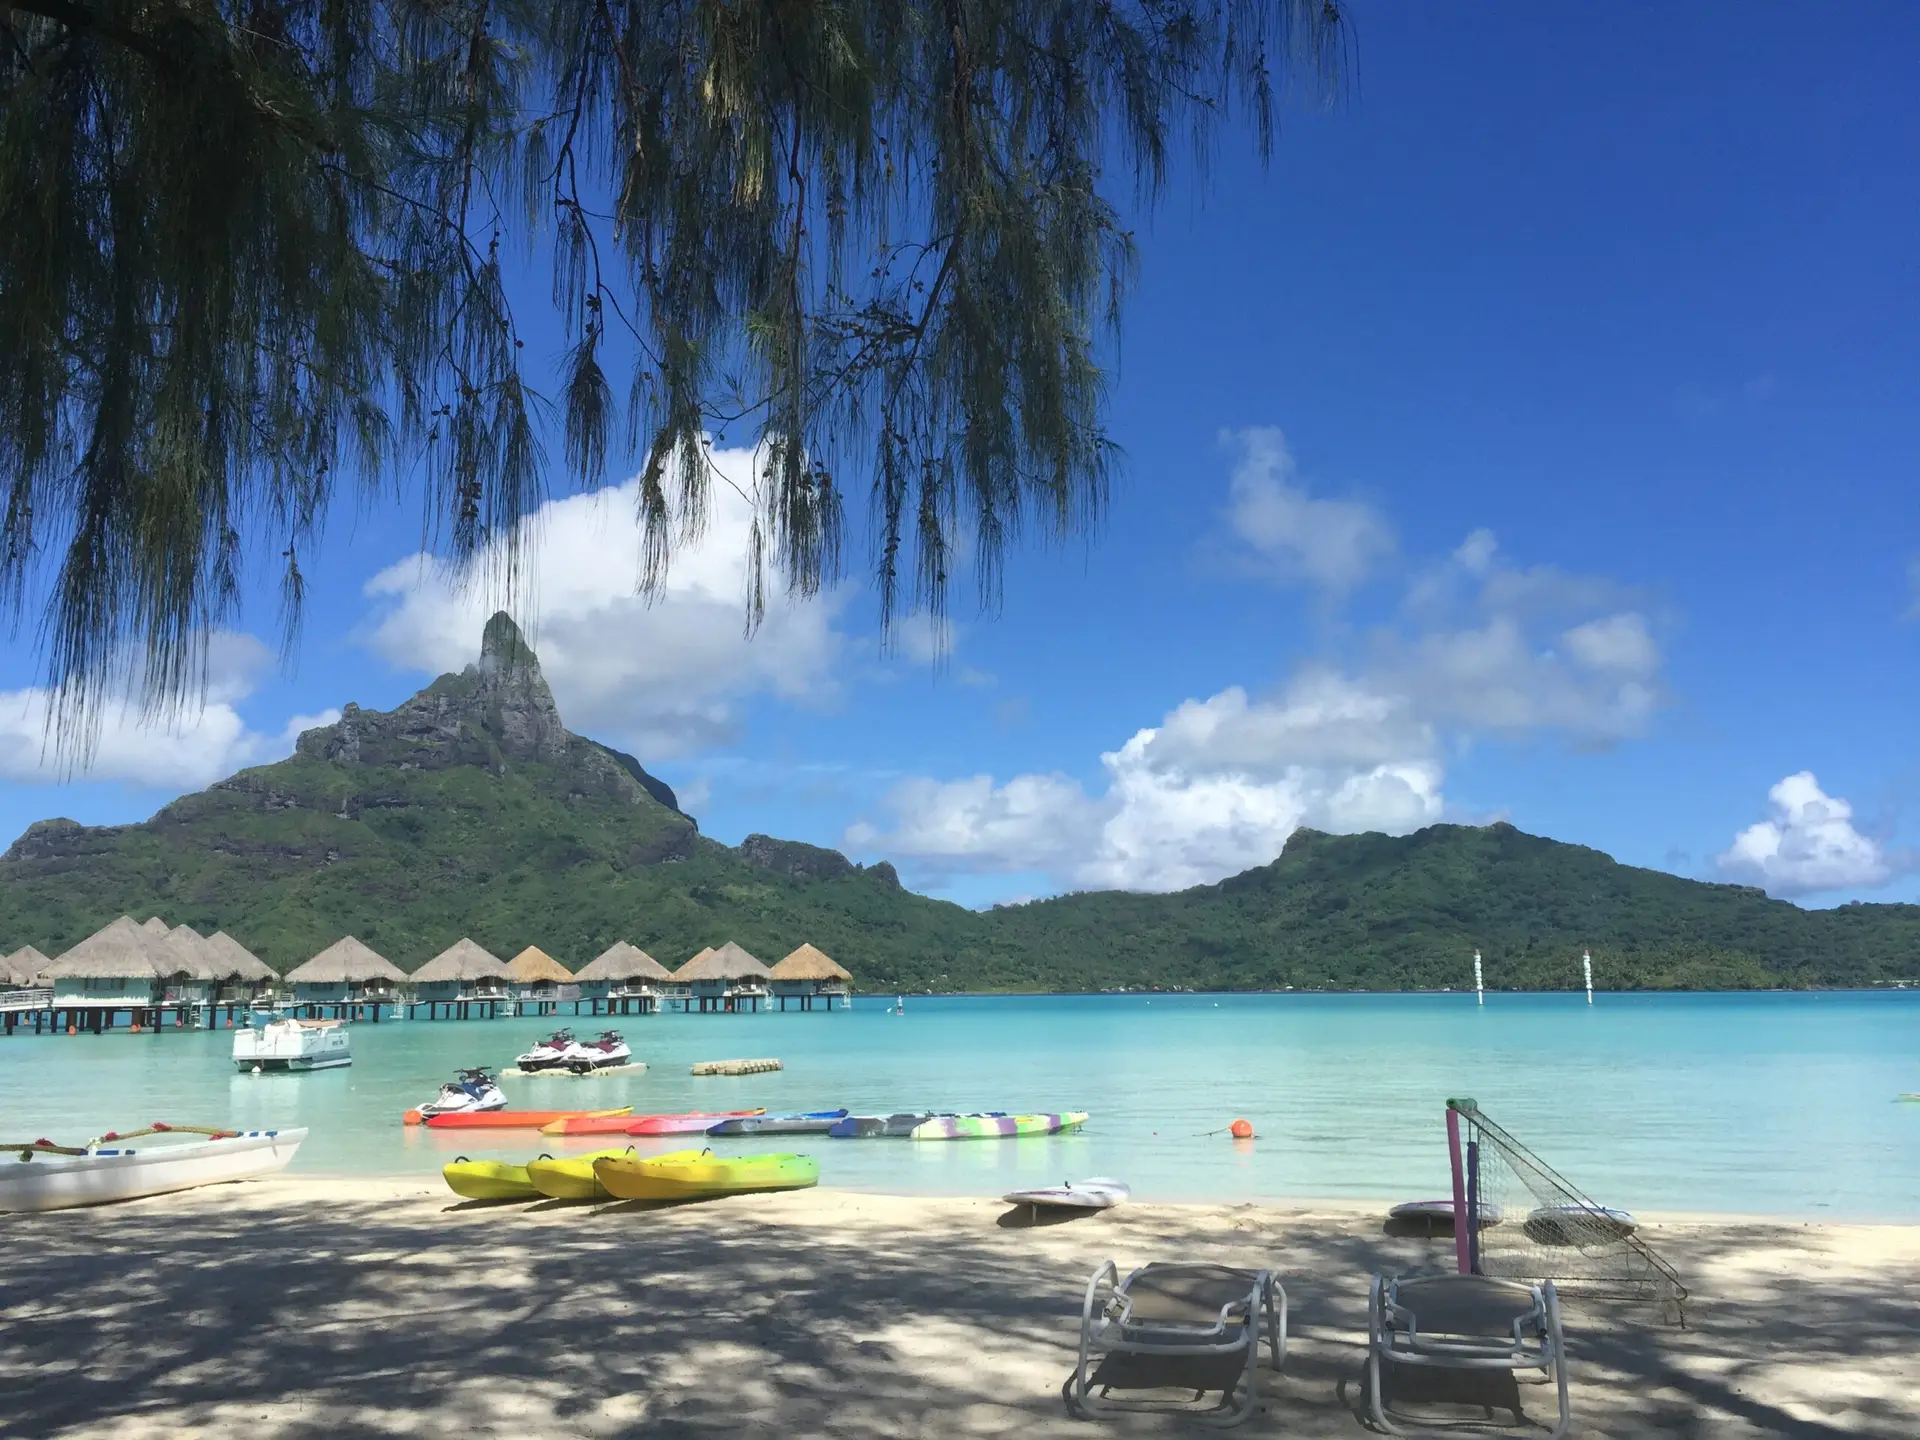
[2,992,1915,1218]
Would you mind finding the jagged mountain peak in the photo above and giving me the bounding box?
[287,614,681,817]
[479,609,534,669]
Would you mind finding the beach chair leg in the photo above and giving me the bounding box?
[1544,1282,1572,1440]
[1072,1261,1118,1419]
[1266,1274,1289,1373]
[1366,1274,1407,1436]
[1227,1324,1260,1426]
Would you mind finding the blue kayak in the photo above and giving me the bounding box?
[705,1110,849,1137]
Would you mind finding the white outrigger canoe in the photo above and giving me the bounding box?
[0,1125,306,1212]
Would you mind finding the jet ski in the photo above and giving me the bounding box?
[418,1068,508,1117]
[562,1030,631,1073]
[514,1030,576,1072]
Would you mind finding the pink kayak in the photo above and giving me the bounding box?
[542,1108,763,1137]
[626,1112,766,1136]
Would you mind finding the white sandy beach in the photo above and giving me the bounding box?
[3,1178,1917,1438]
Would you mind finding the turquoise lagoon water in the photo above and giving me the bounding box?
[2,992,1916,1219]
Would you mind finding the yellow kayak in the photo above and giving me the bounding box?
[525,1147,635,1200]
[594,1148,820,1202]
[444,1157,541,1201]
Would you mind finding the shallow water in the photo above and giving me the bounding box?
[2,991,1915,1218]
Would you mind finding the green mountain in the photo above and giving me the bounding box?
[4,614,1917,991]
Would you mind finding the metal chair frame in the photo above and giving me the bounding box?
[1073,1260,1287,1427]
[1367,1272,1570,1439]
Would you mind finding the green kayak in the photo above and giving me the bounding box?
[909,1111,1088,1140]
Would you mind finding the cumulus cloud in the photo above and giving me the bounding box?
[848,672,1445,891]
[0,634,329,788]
[1716,772,1907,897]
[1387,529,1662,746]
[1223,427,1394,593]
[850,456,1670,893]
[888,612,953,665]
[363,446,848,757]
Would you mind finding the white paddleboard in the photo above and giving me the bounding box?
[1003,1176,1131,1210]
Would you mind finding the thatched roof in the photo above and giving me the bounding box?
[3,945,51,985]
[410,938,510,983]
[769,943,852,982]
[284,936,406,984]
[202,931,277,982]
[155,925,222,981]
[675,941,771,982]
[45,917,161,979]
[506,945,574,983]
[574,941,673,983]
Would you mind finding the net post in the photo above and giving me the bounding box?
[1446,1098,1471,1275]
[1466,1140,1482,1274]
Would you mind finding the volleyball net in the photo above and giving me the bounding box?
[1447,1097,1687,1320]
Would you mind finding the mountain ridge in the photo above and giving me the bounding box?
[4,615,1917,992]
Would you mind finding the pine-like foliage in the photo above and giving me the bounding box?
[0,1,1344,743]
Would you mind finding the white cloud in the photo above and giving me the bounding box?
[363,446,848,758]
[888,612,954,665]
[1377,611,1659,744]
[1389,529,1662,746]
[849,672,1445,892]
[1224,427,1394,593]
[1454,528,1499,575]
[0,634,322,788]
[1716,772,1906,897]
[850,454,1670,894]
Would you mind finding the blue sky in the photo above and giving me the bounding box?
[5,3,1919,909]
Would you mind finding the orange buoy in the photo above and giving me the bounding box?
[402,1109,425,1126]
[1229,1118,1254,1139]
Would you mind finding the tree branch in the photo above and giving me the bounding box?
[0,0,164,60]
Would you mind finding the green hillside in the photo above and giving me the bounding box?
[3,615,1916,992]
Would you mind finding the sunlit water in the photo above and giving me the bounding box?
[3,992,1915,1218]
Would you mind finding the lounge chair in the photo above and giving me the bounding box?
[1367,1272,1570,1438]
[1072,1260,1286,1426]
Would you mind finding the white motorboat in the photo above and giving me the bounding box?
[233,1018,351,1072]
[417,1068,507,1116]
[514,1028,576,1072]
[561,1030,630,1072]
[0,1125,307,1212]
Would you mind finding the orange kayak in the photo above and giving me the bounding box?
[541,1108,764,1137]
[423,1107,632,1131]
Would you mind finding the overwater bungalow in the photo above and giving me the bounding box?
[283,937,406,1018]
[41,918,161,1028]
[675,941,772,1013]
[574,942,675,1015]
[768,944,853,1011]
[200,931,278,1005]
[408,939,512,1019]
[506,946,575,1014]
[158,925,222,1008]
[2,945,50,990]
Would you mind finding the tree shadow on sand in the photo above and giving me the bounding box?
[0,1196,1915,1438]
